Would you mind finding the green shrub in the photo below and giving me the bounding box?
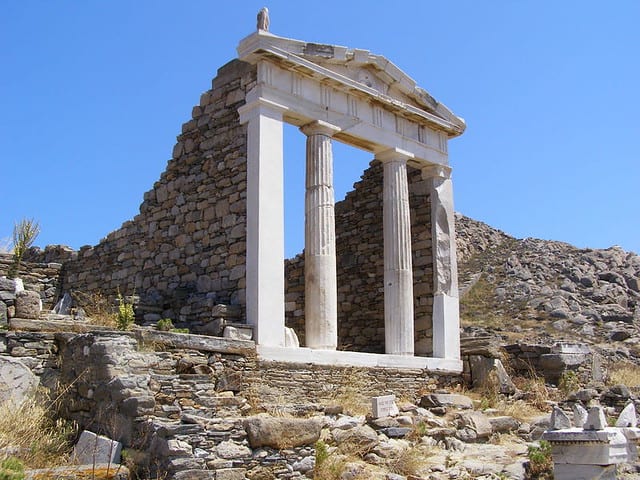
[315,440,329,467]
[156,318,174,331]
[527,440,553,479]
[0,456,25,480]
[8,218,40,279]
[116,290,135,331]
[559,370,580,395]
[171,328,189,334]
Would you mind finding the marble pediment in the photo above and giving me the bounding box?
[237,31,465,137]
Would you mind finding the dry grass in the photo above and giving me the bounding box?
[499,399,547,423]
[386,445,431,477]
[460,276,508,329]
[0,398,76,469]
[511,374,554,412]
[607,362,640,387]
[71,291,117,327]
[489,432,524,446]
[314,446,369,480]
[330,367,371,416]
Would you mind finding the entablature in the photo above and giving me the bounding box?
[238,31,466,168]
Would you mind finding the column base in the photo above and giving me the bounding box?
[257,345,463,372]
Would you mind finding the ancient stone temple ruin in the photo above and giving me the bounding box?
[61,21,466,372]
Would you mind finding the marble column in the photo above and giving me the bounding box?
[238,92,287,347]
[300,120,341,350]
[377,148,415,356]
[422,164,460,360]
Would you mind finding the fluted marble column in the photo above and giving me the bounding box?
[377,148,415,356]
[300,120,341,350]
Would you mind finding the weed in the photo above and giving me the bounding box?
[500,399,547,423]
[330,367,370,416]
[315,440,330,468]
[477,370,500,409]
[313,450,367,480]
[72,291,116,327]
[156,318,174,331]
[406,420,428,441]
[170,328,189,334]
[527,440,553,479]
[8,218,40,279]
[0,398,76,469]
[512,367,554,411]
[154,318,189,334]
[116,290,135,331]
[0,457,25,480]
[386,446,430,477]
[559,370,581,395]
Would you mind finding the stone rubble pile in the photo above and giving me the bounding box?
[456,214,640,359]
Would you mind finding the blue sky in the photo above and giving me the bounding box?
[2,1,638,257]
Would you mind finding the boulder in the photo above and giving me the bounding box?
[616,403,637,428]
[14,290,42,319]
[457,411,492,440]
[550,406,571,430]
[469,356,516,395]
[489,416,520,433]
[332,424,379,452]
[0,356,39,408]
[216,440,251,459]
[244,414,323,449]
[539,353,588,383]
[419,393,473,410]
[73,430,122,465]
[0,277,16,292]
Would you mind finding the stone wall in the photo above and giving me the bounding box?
[20,57,437,354]
[62,59,257,323]
[0,253,65,312]
[1,326,457,478]
[285,162,434,354]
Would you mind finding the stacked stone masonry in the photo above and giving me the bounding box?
[62,60,257,324]
[0,327,457,479]
[286,162,434,353]
[0,252,65,313]
[14,57,439,355]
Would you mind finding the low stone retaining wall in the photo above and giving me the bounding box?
[1,320,460,479]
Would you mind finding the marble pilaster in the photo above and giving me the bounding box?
[238,93,287,347]
[422,164,460,360]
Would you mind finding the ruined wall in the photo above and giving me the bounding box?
[285,162,434,354]
[62,60,257,322]
[1,327,458,478]
[0,253,65,311]
[50,58,436,351]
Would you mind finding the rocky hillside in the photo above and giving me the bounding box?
[456,213,640,356]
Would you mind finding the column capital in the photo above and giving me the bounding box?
[238,92,288,124]
[421,163,451,180]
[375,147,414,163]
[300,120,341,137]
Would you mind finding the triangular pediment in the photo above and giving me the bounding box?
[238,31,465,137]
